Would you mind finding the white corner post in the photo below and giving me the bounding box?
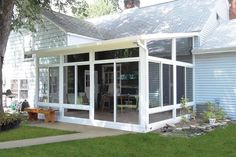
[59,55,64,117]
[34,55,39,108]
[172,38,177,120]
[139,40,149,131]
[89,52,95,120]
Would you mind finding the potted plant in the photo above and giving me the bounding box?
[203,102,217,125]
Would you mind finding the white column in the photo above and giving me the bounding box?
[89,52,95,120]
[113,62,117,122]
[34,55,39,108]
[74,65,78,104]
[172,38,177,120]
[139,41,149,129]
[59,55,64,117]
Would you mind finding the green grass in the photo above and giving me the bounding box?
[0,124,236,157]
[0,125,76,142]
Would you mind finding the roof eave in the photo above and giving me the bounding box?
[192,46,236,55]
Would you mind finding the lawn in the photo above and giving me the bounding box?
[0,124,236,157]
[0,125,75,142]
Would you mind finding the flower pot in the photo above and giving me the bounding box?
[209,118,216,125]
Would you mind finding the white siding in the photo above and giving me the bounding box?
[195,52,236,120]
[3,18,67,107]
[33,18,67,50]
[67,34,99,46]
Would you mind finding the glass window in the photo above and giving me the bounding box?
[186,68,193,102]
[20,79,28,99]
[64,109,89,119]
[64,53,89,63]
[149,110,173,124]
[149,62,161,108]
[39,56,60,65]
[116,62,139,124]
[95,48,139,60]
[148,39,172,59]
[11,80,18,97]
[38,67,59,103]
[64,66,75,104]
[49,67,59,103]
[163,64,173,106]
[177,66,185,104]
[176,38,193,63]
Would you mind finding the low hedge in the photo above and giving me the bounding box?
[0,113,23,132]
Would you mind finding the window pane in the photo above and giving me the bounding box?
[116,62,139,124]
[11,80,18,96]
[95,48,139,60]
[39,68,49,102]
[177,66,185,104]
[163,64,173,106]
[49,67,59,103]
[148,39,172,59]
[64,66,75,104]
[64,53,89,63]
[77,65,90,105]
[149,110,173,124]
[95,63,114,122]
[39,56,60,65]
[186,68,193,102]
[20,90,28,99]
[176,38,193,63]
[64,109,89,119]
[20,80,28,89]
[149,62,161,108]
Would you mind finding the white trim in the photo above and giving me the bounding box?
[60,117,145,132]
[193,55,196,111]
[59,55,64,116]
[62,104,90,110]
[172,38,177,120]
[192,47,236,55]
[113,62,117,122]
[30,32,198,56]
[148,117,181,132]
[67,32,100,41]
[89,52,95,120]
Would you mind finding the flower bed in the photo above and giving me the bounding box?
[0,113,23,132]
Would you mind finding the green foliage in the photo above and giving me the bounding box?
[86,0,118,18]
[180,97,195,122]
[0,125,76,142]
[203,101,226,122]
[1,125,236,157]
[0,113,23,131]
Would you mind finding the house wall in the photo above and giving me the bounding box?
[195,52,236,120]
[3,19,68,107]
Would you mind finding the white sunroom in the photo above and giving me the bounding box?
[33,32,197,132]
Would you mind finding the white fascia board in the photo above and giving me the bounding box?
[31,32,199,57]
[192,47,236,55]
[67,32,100,41]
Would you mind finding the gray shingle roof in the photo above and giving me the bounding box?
[42,10,105,39]
[42,0,216,40]
[198,20,236,50]
[88,0,216,39]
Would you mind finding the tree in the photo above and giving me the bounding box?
[74,0,119,18]
[0,0,83,114]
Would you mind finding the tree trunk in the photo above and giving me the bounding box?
[0,0,15,114]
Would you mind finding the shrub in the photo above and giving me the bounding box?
[0,113,23,132]
[202,102,226,122]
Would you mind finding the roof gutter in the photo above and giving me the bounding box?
[192,46,236,55]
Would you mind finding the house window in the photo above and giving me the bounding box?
[11,79,28,100]
[11,80,18,97]
[20,80,28,99]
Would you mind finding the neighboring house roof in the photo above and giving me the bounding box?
[87,0,216,39]
[42,10,104,39]
[194,20,236,54]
